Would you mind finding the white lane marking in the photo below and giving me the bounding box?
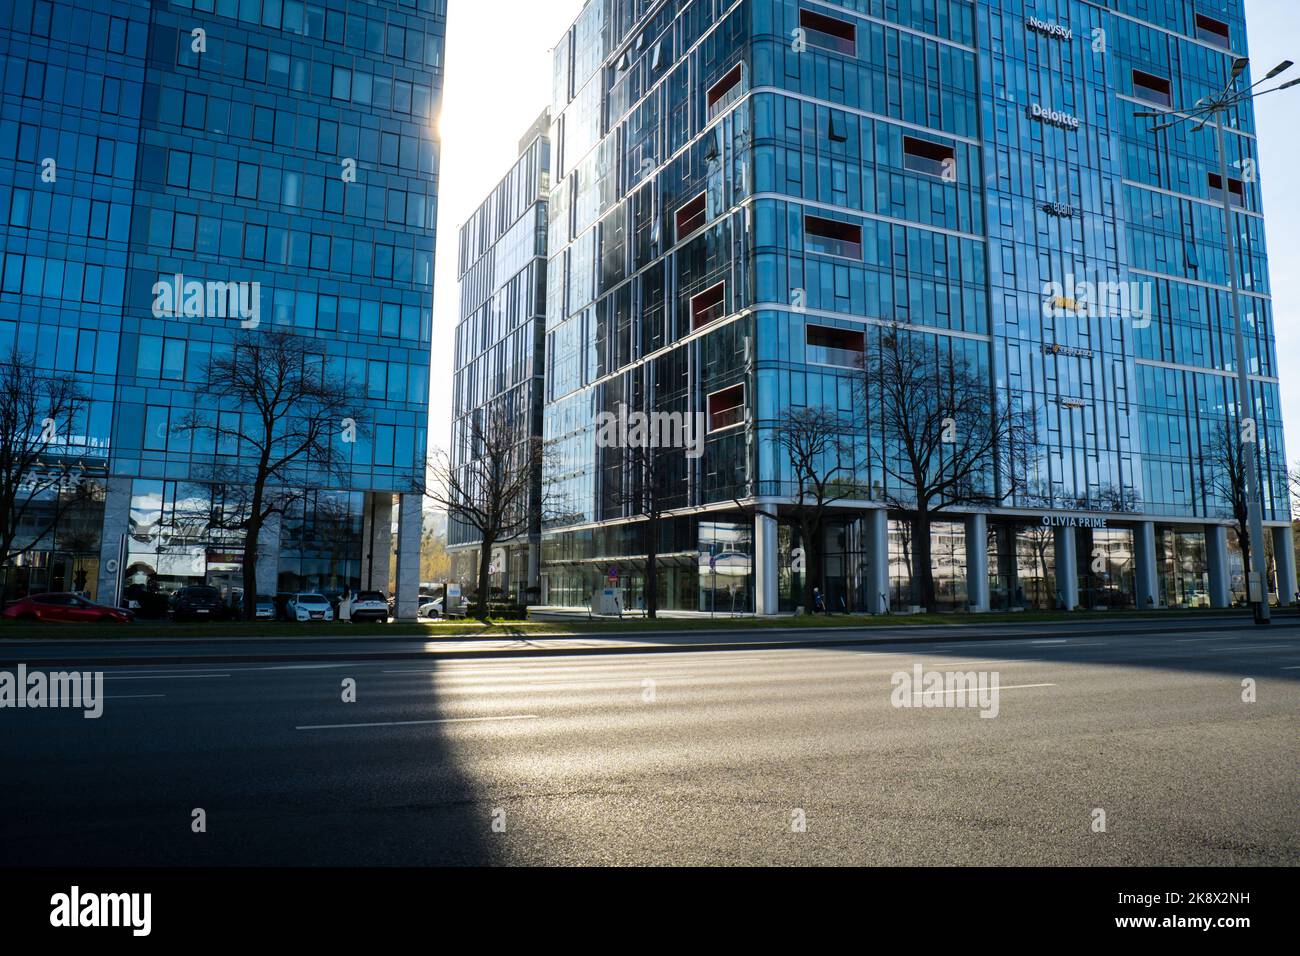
[381,658,1054,682]
[940,660,1045,668]
[295,714,539,731]
[1205,644,1297,651]
[912,683,1055,697]
[104,674,230,681]
[107,670,233,677]
[1281,665,1300,670]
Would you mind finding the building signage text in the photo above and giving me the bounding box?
[1026,16,1073,42]
[1028,103,1082,130]
[1042,514,1109,529]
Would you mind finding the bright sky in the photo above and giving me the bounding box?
[427,0,587,453]
[427,0,1300,466]
[1245,0,1300,463]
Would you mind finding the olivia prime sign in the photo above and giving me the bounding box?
[1042,514,1110,530]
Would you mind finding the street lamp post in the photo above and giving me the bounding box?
[1136,56,1298,625]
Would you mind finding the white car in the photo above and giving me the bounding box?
[288,593,334,623]
[350,590,390,624]
[418,597,444,619]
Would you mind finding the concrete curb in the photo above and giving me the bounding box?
[2,618,1295,668]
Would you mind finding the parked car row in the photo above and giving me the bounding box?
[4,587,451,625]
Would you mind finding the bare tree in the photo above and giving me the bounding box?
[1205,420,1255,601]
[864,324,1032,612]
[428,401,544,618]
[0,348,91,586]
[1287,458,1300,520]
[175,331,363,620]
[770,406,860,612]
[610,441,681,619]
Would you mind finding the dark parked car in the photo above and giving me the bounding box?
[3,593,133,624]
[228,590,276,621]
[169,586,226,622]
[121,583,171,619]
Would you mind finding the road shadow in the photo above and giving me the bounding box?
[0,662,503,866]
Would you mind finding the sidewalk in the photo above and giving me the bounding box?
[1,614,1293,668]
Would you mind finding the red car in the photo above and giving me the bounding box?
[2,593,134,624]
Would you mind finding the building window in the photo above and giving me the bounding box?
[903,136,955,179]
[1132,70,1172,107]
[676,192,707,240]
[806,325,865,368]
[1208,173,1245,207]
[707,384,745,432]
[804,215,862,260]
[691,282,726,331]
[799,9,856,56]
[707,64,744,119]
[1195,14,1232,50]
[828,111,848,143]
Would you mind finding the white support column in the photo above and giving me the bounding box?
[362,492,393,593]
[755,505,779,616]
[1272,525,1296,607]
[1134,521,1160,610]
[94,476,133,605]
[394,493,422,621]
[1054,525,1078,611]
[255,510,281,598]
[864,509,890,614]
[965,513,989,613]
[1206,524,1231,609]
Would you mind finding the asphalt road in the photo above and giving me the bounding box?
[2,624,1297,865]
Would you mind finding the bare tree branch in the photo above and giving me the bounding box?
[864,323,1034,611]
[0,347,91,581]
[174,331,364,619]
[426,400,547,617]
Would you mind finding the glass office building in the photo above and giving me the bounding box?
[448,112,550,603]
[539,0,1292,612]
[0,0,445,615]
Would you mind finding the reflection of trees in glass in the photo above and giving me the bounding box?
[56,481,106,594]
[175,331,364,619]
[864,325,1034,612]
[0,347,89,572]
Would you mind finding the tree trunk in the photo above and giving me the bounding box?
[801,519,820,612]
[475,538,494,619]
[645,515,659,620]
[1239,523,1252,604]
[242,522,260,622]
[911,513,936,613]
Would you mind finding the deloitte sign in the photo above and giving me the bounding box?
[1027,103,1082,131]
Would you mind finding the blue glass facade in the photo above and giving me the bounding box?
[1,0,444,603]
[539,0,1291,612]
